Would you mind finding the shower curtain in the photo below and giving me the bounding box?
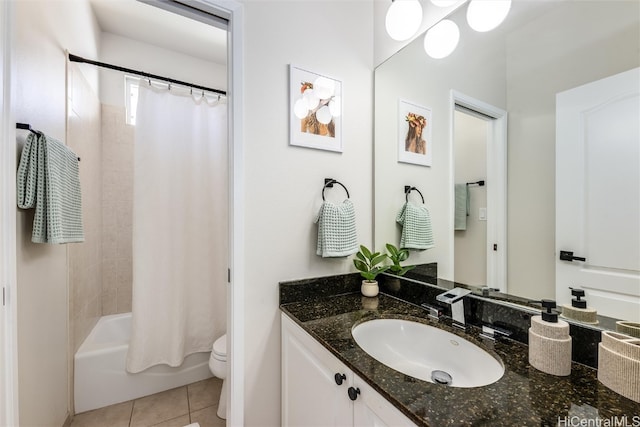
[126,81,228,373]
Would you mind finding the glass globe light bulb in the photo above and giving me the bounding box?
[303,88,319,110]
[430,0,458,7]
[313,77,335,100]
[385,0,423,42]
[423,19,460,59]
[316,106,332,125]
[466,0,512,32]
[329,96,341,117]
[294,98,309,120]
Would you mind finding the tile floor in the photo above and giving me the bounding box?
[70,377,225,427]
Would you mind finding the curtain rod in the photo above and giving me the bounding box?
[68,53,226,96]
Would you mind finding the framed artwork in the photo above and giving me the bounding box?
[289,64,343,152]
[398,99,432,166]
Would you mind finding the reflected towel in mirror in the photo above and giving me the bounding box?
[454,184,469,231]
[396,201,434,250]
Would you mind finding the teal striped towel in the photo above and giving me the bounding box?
[454,184,469,231]
[396,201,434,250]
[17,132,84,244]
[314,199,358,257]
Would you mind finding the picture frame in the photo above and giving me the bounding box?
[289,64,343,152]
[397,99,432,166]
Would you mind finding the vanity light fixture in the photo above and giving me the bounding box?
[385,0,423,41]
[423,19,460,59]
[466,0,512,32]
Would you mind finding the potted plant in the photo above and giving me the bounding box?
[353,245,390,297]
[385,243,415,276]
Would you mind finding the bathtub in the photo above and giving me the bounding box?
[74,312,212,413]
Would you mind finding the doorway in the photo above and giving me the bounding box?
[450,91,507,292]
[453,109,488,287]
[0,1,245,425]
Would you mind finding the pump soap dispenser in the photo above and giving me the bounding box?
[560,288,598,324]
[529,299,572,376]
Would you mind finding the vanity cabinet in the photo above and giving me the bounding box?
[282,313,415,427]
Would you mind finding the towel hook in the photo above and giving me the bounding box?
[404,185,424,203]
[323,178,350,201]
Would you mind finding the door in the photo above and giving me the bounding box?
[282,314,353,427]
[556,67,640,321]
[352,377,414,427]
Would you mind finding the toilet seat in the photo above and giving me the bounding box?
[212,334,226,361]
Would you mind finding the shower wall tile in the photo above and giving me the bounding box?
[116,286,133,314]
[101,105,134,315]
[102,289,117,316]
[67,63,104,355]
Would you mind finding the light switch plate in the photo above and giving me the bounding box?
[479,207,487,221]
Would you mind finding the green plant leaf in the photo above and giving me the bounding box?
[360,245,372,258]
[371,254,388,266]
[353,259,368,272]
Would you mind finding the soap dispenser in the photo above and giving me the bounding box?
[560,288,598,324]
[528,299,572,376]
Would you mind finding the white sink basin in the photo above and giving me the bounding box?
[351,319,504,388]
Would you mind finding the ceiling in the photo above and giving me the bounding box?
[89,0,227,65]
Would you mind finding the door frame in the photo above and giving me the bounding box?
[185,2,246,424]
[1,1,19,426]
[449,90,508,292]
[0,1,246,425]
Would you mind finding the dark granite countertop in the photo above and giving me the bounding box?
[280,290,640,426]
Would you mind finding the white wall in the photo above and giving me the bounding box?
[99,32,226,108]
[12,1,100,425]
[242,1,374,424]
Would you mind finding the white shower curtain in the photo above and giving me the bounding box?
[126,81,227,373]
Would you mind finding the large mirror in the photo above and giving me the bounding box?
[374,0,639,327]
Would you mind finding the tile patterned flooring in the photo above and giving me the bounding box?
[70,378,225,427]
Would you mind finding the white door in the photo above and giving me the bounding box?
[556,67,640,322]
[281,314,353,427]
[352,377,414,427]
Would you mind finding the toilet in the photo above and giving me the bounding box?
[209,334,227,419]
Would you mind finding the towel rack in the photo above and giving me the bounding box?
[404,185,424,203]
[323,178,350,200]
[466,180,485,187]
[17,123,81,161]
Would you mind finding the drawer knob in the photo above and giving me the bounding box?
[348,386,361,401]
[334,373,346,386]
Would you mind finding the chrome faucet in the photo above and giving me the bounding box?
[436,288,471,329]
[420,303,442,321]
